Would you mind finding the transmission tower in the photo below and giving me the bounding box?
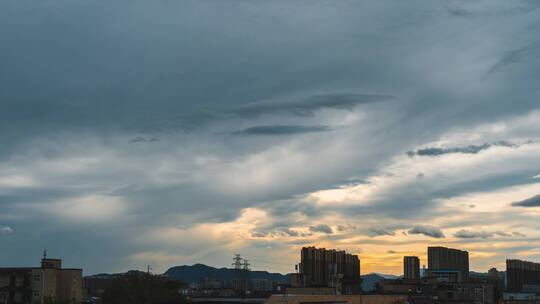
[242,259,250,271]
[242,259,251,295]
[232,254,243,270]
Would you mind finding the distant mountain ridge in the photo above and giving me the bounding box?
[86,270,148,278]
[360,273,399,291]
[87,264,397,292]
[163,264,397,291]
[164,263,289,283]
[89,265,491,293]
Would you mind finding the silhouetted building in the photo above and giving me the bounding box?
[404,256,420,280]
[427,246,469,282]
[433,282,494,304]
[425,269,461,283]
[288,273,302,287]
[299,247,361,294]
[0,253,84,304]
[482,267,506,301]
[507,259,540,292]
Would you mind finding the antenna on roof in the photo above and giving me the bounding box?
[43,249,47,259]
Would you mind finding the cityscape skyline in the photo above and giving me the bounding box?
[0,244,531,278]
[2,0,540,278]
[6,245,538,303]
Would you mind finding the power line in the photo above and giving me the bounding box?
[249,258,292,266]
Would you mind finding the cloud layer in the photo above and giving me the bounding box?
[512,194,540,207]
[1,0,540,275]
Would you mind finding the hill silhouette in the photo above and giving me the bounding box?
[164,263,289,283]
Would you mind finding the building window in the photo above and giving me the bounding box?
[0,276,9,287]
[33,274,41,281]
[15,277,24,287]
[33,291,41,297]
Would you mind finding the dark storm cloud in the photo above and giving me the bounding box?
[407,141,516,157]
[232,125,331,136]
[408,225,445,238]
[511,194,540,207]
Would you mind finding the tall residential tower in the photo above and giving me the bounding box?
[403,256,420,280]
[299,247,361,294]
[427,246,469,282]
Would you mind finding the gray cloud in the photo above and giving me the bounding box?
[129,137,159,143]
[512,194,540,207]
[336,224,356,232]
[309,224,333,234]
[368,227,396,237]
[454,229,524,239]
[454,229,493,239]
[407,141,516,157]
[232,94,394,118]
[488,42,540,75]
[445,1,540,19]
[408,225,445,238]
[0,226,13,235]
[444,4,474,18]
[251,231,267,238]
[280,228,300,237]
[232,125,331,136]
[495,231,512,237]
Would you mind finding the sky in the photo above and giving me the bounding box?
[1,0,540,276]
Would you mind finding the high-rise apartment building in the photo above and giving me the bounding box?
[506,259,540,292]
[299,247,361,294]
[427,246,469,282]
[0,253,84,304]
[403,256,420,280]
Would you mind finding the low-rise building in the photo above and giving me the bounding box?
[264,294,410,304]
[502,292,539,301]
[283,287,337,295]
[378,278,496,304]
[0,253,84,304]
